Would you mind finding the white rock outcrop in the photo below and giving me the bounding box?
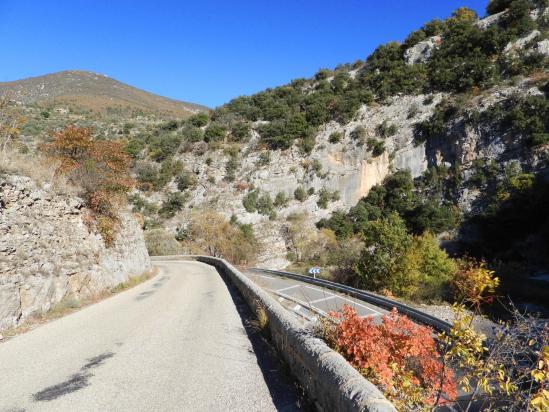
[0,175,151,331]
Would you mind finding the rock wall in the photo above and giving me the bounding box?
[0,175,151,331]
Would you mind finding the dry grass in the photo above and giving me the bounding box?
[0,148,77,195]
[0,267,158,342]
[249,301,269,335]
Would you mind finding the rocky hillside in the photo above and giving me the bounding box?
[125,2,548,269]
[0,175,151,331]
[0,70,207,118]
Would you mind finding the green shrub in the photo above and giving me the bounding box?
[274,192,289,208]
[350,125,367,143]
[231,122,251,142]
[158,192,188,218]
[224,156,239,182]
[188,112,209,127]
[256,193,274,216]
[149,134,182,161]
[125,138,146,158]
[177,170,198,191]
[294,186,307,202]
[257,151,270,166]
[243,189,259,212]
[204,124,226,142]
[181,125,203,142]
[317,188,330,209]
[376,120,397,138]
[329,131,342,143]
[366,138,385,157]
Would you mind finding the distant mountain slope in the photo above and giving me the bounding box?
[0,70,208,117]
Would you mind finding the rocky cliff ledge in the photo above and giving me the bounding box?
[0,175,151,331]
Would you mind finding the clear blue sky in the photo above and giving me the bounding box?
[0,0,487,108]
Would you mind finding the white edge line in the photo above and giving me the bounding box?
[304,285,383,316]
[309,295,338,304]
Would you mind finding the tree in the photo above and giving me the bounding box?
[184,209,260,264]
[45,126,134,245]
[356,213,413,293]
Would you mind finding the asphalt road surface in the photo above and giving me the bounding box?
[245,271,389,322]
[0,261,301,412]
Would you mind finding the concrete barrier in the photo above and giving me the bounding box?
[152,256,396,412]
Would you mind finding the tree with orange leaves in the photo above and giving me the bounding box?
[45,125,134,245]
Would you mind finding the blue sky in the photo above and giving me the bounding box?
[0,0,487,107]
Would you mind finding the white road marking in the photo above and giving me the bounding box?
[304,285,383,316]
[276,284,300,293]
[309,296,338,304]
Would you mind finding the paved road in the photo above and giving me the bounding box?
[0,261,301,412]
[245,271,388,322]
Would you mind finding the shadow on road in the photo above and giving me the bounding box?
[216,270,311,412]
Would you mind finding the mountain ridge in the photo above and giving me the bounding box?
[0,70,208,118]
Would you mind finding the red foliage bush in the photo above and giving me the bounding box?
[331,306,456,408]
[44,126,134,245]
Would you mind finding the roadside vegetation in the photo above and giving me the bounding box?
[319,265,548,410]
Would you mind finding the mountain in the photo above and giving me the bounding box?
[0,70,207,117]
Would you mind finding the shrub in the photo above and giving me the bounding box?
[180,125,203,142]
[350,125,366,143]
[230,121,251,142]
[273,191,289,208]
[45,126,133,245]
[375,120,397,138]
[317,188,330,209]
[294,186,307,202]
[204,123,226,142]
[188,112,209,127]
[358,42,428,100]
[257,151,270,166]
[184,209,259,264]
[427,20,499,92]
[158,192,187,219]
[256,193,274,216]
[144,228,183,256]
[177,170,197,191]
[326,306,456,410]
[328,131,342,143]
[125,138,145,158]
[149,133,182,161]
[136,161,160,191]
[366,138,385,157]
[224,156,238,182]
[242,189,259,213]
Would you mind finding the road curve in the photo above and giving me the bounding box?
[0,261,301,412]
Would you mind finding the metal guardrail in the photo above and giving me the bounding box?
[250,267,452,334]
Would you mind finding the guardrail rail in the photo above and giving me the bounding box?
[250,267,452,334]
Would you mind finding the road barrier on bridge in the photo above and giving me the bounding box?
[151,255,396,412]
[250,268,452,334]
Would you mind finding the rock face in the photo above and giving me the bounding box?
[0,175,151,331]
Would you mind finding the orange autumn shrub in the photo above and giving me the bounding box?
[45,125,134,245]
[330,306,456,409]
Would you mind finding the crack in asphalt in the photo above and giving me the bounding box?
[32,352,115,402]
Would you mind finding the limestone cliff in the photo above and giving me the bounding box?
[0,175,151,331]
